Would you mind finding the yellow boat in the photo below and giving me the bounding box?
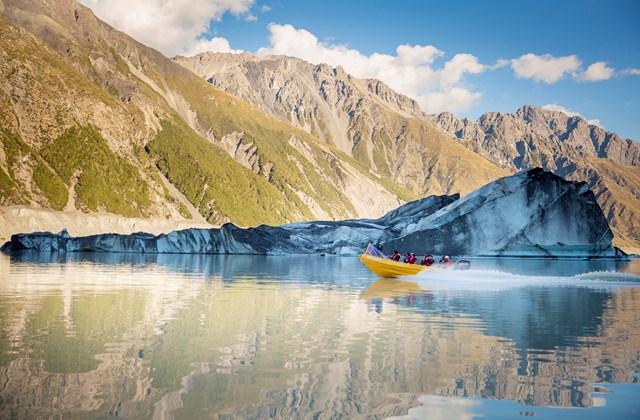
[359,244,454,278]
[359,253,426,278]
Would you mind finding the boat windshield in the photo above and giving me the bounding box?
[364,243,385,259]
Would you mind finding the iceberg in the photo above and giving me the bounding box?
[1,169,617,257]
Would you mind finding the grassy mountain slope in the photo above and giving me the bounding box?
[0,0,415,231]
[0,17,169,217]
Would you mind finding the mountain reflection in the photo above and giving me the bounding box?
[0,254,639,419]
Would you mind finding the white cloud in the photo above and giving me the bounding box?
[489,58,510,70]
[511,53,581,83]
[621,68,640,76]
[78,0,254,56]
[260,5,271,12]
[542,104,603,128]
[439,54,485,87]
[257,24,487,114]
[182,37,243,57]
[575,61,615,81]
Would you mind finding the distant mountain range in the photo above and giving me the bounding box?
[176,53,640,252]
[428,106,640,251]
[174,52,507,198]
[0,0,638,252]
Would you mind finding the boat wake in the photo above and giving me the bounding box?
[412,268,640,292]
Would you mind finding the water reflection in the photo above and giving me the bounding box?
[6,251,370,284]
[0,253,639,419]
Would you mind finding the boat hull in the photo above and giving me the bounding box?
[359,254,426,278]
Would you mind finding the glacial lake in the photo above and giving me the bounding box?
[0,252,639,419]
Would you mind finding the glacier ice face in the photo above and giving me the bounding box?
[1,169,615,257]
[385,169,615,257]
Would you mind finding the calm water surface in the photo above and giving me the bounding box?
[0,253,639,419]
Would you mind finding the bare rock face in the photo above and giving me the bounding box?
[2,170,615,257]
[175,53,425,153]
[174,52,509,199]
[429,105,640,253]
[431,105,640,172]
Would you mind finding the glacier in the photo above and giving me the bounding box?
[1,169,617,257]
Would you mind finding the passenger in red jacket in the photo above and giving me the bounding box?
[391,250,401,261]
[420,255,435,266]
[439,255,452,266]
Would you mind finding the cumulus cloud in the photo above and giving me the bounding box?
[511,53,581,83]
[258,23,489,114]
[575,61,615,81]
[78,0,254,56]
[542,104,603,128]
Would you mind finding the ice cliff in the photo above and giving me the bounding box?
[1,169,616,257]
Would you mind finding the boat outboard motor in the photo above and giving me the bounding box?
[454,260,471,270]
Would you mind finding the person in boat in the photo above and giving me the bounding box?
[376,239,384,252]
[420,254,435,266]
[439,255,452,265]
[391,250,401,261]
[404,253,417,264]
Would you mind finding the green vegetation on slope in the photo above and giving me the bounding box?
[147,119,311,226]
[0,129,68,209]
[40,125,152,216]
[163,72,394,220]
[0,130,25,205]
[32,162,68,209]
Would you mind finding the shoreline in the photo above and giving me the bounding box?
[0,206,216,245]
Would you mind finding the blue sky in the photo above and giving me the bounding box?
[80,0,640,140]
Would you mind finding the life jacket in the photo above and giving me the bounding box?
[421,257,434,266]
[409,255,417,264]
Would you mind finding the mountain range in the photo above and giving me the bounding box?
[176,52,640,253]
[0,0,638,252]
[428,106,640,251]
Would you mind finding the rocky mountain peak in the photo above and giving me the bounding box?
[429,104,640,252]
[175,51,509,200]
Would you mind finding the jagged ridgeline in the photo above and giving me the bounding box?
[0,0,413,227]
[429,107,640,252]
[176,52,639,252]
[175,52,509,198]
